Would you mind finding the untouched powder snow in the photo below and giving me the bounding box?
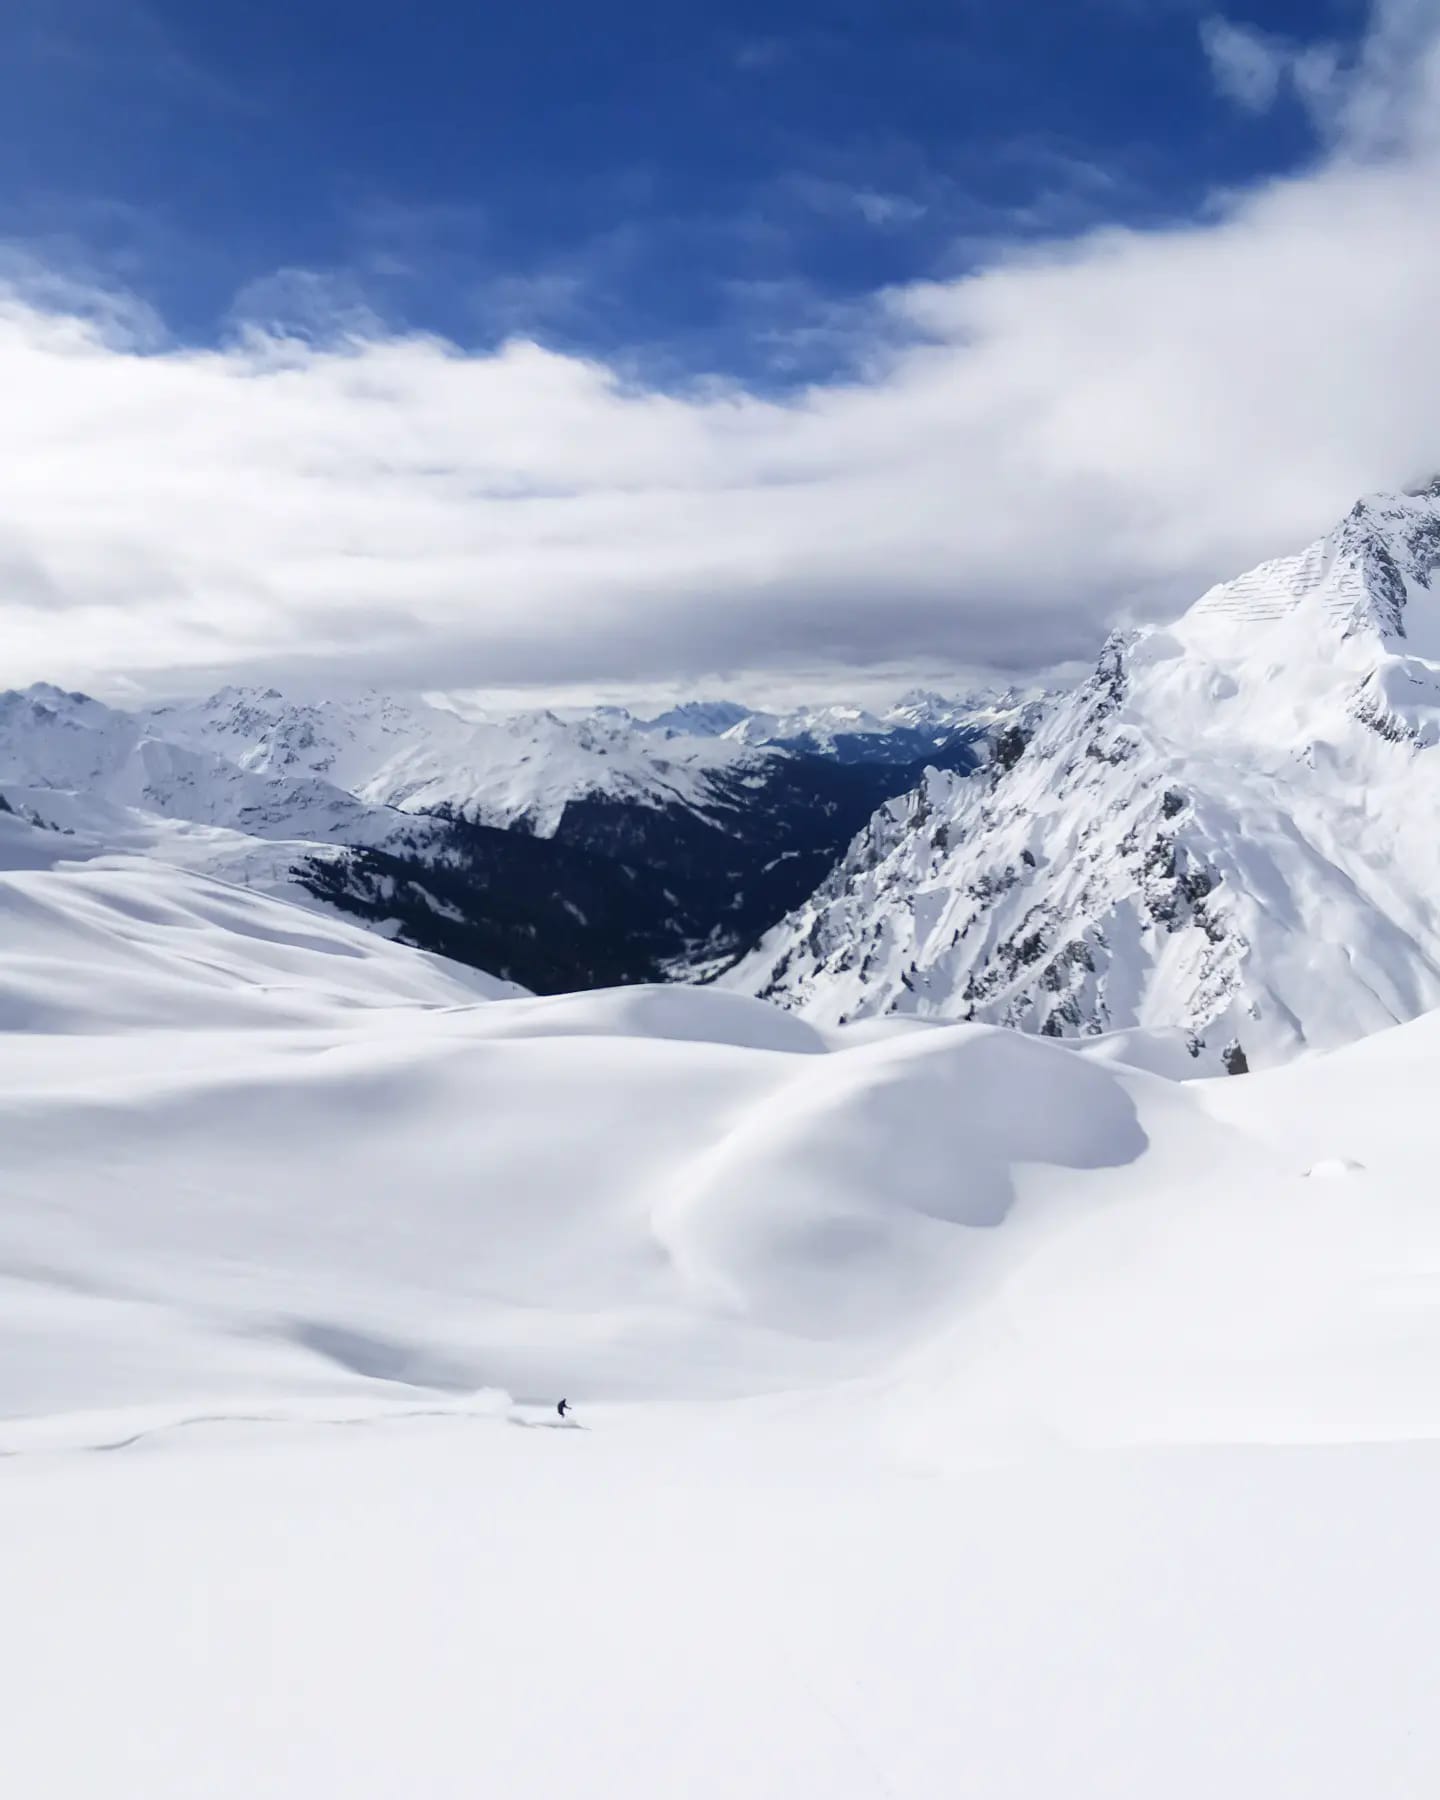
[8,806,1440,1795]
[1,807,1198,1427]
[9,1425,1440,1800]
[729,485,1440,1066]
[0,810,518,1038]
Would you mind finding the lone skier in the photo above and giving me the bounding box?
[557,1397,570,1421]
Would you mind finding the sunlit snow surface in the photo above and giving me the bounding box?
[4,811,1440,1797]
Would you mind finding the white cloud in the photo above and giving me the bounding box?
[1,1,1439,699]
[1200,17,1291,112]
[226,267,387,342]
[1202,1,1440,143]
[1328,0,1440,152]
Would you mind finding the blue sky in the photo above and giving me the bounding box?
[0,0,1366,382]
[1,0,1436,699]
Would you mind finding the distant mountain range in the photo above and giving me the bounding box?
[0,681,1028,994]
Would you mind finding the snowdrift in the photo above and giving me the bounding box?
[0,815,1179,1433]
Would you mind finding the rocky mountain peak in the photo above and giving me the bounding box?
[724,489,1440,1068]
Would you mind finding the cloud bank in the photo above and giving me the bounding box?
[3,0,1439,699]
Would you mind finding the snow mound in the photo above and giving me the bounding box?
[454,982,830,1053]
[0,838,1186,1432]
[653,1027,1148,1336]
[12,833,1440,1463]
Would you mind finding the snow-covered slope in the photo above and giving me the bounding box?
[1,684,435,853]
[0,825,1171,1424]
[11,826,1440,1795]
[730,485,1440,1066]
[7,806,1440,1439]
[0,808,518,1038]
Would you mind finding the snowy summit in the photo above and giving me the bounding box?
[730,486,1440,1067]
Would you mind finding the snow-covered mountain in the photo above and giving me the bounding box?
[138,685,1007,830]
[144,686,771,837]
[1,683,437,852]
[707,687,1032,765]
[633,689,1022,754]
[729,484,1440,1068]
[0,679,1012,994]
[638,698,754,738]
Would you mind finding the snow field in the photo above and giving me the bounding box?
[0,817,1194,1426]
[9,820,1440,1795]
[7,812,1440,1452]
[6,1420,1440,1800]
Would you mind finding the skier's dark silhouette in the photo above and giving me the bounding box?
[557,1397,569,1419]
